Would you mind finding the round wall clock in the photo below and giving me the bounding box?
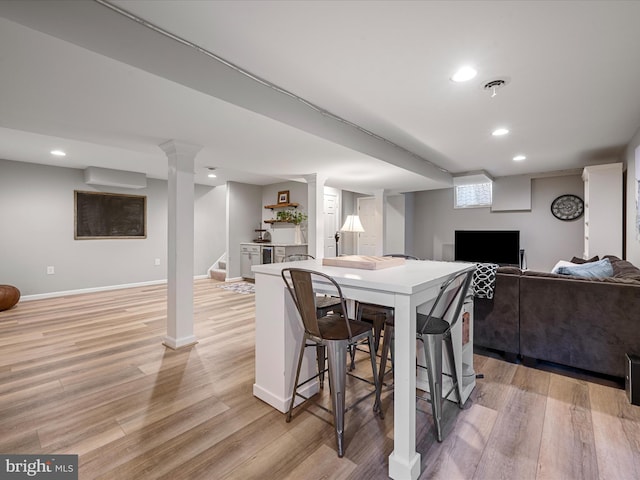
[551,194,584,221]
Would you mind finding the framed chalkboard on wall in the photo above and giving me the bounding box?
[74,190,147,239]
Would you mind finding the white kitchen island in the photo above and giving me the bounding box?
[252,258,475,480]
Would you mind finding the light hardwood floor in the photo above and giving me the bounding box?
[1,278,639,479]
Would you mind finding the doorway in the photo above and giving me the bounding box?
[323,191,339,258]
[356,196,380,255]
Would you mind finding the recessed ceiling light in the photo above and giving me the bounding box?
[206,166,217,178]
[492,128,509,136]
[50,150,66,157]
[513,154,526,161]
[451,66,477,82]
[208,173,217,178]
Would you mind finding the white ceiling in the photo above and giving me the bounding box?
[1,0,640,194]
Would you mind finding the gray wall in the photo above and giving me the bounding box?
[410,175,585,272]
[3,157,628,296]
[226,181,263,279]
[0,159,226,296]
[384,194,406,255]
[261,181,308,244]
[626,125,640,266]
[195,182,227,275]
[404,192,416,256]
[226,179,308,277]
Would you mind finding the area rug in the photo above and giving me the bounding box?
[217,281,255,295]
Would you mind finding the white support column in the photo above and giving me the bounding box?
[388,292,420,480]
[159,140,202,349]
[303,173,327,259]
[374,189,386,256]
[384,193,407,255]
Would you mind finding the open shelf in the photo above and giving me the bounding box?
[264,202,299,209]
[264,219,295,224]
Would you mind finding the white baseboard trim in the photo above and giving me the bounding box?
[22,275,212,302]
[226,276,244,283]
[252,381,319,413]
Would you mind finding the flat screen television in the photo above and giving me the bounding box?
[454,230,520,266]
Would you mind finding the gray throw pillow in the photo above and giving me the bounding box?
[570,255,599,264]
[605,256,640,281]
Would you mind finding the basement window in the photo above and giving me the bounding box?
[453,172,493,208]
[455,182,492,208]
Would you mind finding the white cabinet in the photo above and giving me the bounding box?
[274,245,308,263]
[582,163,623,259]
[240,244,261,279]
[241,243,308,279]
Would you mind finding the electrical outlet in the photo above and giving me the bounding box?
[154,258,161,266]
[47,266,55,275]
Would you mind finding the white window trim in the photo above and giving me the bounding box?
[454,182,493,209]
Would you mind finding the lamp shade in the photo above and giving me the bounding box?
[340,214,365,233]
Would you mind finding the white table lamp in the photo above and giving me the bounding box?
[335,214,365,256]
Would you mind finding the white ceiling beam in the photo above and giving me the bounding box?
[0,0,452,188]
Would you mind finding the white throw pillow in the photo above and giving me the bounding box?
[551,260,578,274]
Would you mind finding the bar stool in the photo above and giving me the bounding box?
[350,254,420,371]
[377,266,474,441]
[281,267,382,457]
[283,254,342,388]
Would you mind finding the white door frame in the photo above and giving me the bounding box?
[323,188,340,258]
[357,195,382,255]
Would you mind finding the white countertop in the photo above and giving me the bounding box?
[253,258,474,295]
[240,242,308,246]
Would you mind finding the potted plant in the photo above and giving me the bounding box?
[275,210,288,222]
[276,209,307,224]
[289,210,308,225]
[275,209,307,244]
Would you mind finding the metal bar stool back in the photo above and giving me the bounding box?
[282,254,342,388]
[283,254,340,315]
[281,267,382,457]
[415,266,475,441]
[351,254,420,371]
[283,253,316,262]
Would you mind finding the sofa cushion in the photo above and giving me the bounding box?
[605,255,640,281]
[555,258,614,278]
[519,270,640,378]
[570,255,599,264]
[474,271,520,355]
[497,266,522,275]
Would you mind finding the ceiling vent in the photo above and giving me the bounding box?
[482,77,510,97]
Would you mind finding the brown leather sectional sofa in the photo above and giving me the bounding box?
[474,256,640,379]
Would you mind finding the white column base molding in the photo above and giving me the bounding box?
[253,381,320,413]
[388,450,421,480]
[162,335,198,350]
